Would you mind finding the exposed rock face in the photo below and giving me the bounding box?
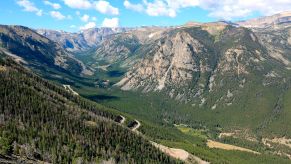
[37,29,89,52]
[86,27,170,70]
[115,24,283,105]
[217,46,265,76]
[254,26,291,67]
[116,31,207,91]
[94,33,141,64]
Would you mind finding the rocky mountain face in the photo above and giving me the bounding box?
[254,26,291,67]
[0,25,91,75]
[37,27,130,52]
[116,24,271,102]
[91,27,168,68]
[76,13,289,106]
[35,12,288,109]
[94,33,141,64]
[110,20,291,138]
[117,29,209,91]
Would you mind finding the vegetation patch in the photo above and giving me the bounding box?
[0,65,6,72]
[175,124,208,139]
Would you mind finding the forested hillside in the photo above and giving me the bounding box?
[0,25,91,76]
[0,53,178,163]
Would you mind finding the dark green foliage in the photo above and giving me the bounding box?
[0,133,13,155]
[0,55,178,163]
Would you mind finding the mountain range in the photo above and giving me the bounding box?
[37,27,130,52]
[1,11,291,163]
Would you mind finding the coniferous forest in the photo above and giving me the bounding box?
[0,54,179,163]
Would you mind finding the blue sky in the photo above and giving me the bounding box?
[0,0,290,32]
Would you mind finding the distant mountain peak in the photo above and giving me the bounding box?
[183,20,238,29]
[237,11,291,28]
[36,27,131,52]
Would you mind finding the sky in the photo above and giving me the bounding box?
[0,0,291,32]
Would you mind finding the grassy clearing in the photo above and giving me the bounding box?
[175,124,208,139]
[207,140,260,154]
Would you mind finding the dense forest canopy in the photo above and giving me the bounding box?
[0,54,179,163]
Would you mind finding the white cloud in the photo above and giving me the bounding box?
[165,0,199,9]
[50,11,66,20]
[70,25,76,28]
[144,0,176,17]
[36,10,43,16]
[124,0,199,18]
[199,0,291,20]
[81,14,90,22]
[101,17,119,27]
[124,0,144,12]
[44,0,61,10]
[17,0,43,16]
[63,0,91,9]
[94,0,119,15]
[124,0,291,20]
[76,11,81,16]
[63,0,119,15]
[80,22,96,30]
